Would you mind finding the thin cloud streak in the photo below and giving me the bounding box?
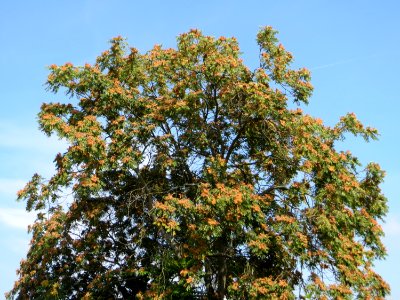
[0,207,35,230]
[383,215,400,236]
[310,54,379,71]
[0,121,67,153]
[0,179,26,197]
[6,237,31,256]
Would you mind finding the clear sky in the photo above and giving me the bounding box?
[1,0,399,298]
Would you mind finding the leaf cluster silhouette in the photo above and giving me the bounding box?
[8,27,389,299]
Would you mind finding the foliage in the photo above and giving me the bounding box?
[8,27,389,299]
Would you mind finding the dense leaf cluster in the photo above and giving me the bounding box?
[8,27,389,299]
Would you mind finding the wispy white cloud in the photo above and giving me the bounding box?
[383,216,400,237]
[0,207,35,230]
[7,237,31,256]
[0,121,67,154]
[0,121,68,179]
[310,54,379,71]
[0,179,26,198]
[310,58,358,71]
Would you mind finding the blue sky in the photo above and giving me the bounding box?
[1,0,399,298]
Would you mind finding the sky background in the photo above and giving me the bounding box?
[1,0,399,298]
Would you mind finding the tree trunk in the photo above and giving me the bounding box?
[216,236,227,300]
[216,254,227,300]
[205,257,215,299]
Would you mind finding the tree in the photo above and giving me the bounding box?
[8,27,389,299]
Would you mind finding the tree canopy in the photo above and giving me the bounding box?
[8,27,389,299]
